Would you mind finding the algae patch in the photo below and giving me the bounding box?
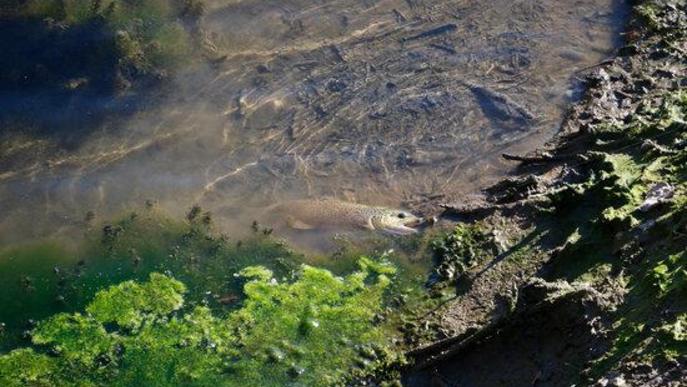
[0,258,400,386]
[0,206,432,385]
[0,207,307,352]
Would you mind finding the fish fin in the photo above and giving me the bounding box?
[363,219,375,230]
[287,218,315,230]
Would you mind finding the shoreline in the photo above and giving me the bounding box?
[402,1,687,385]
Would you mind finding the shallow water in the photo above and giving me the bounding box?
[0,0,628,249]
[0,207,434,352]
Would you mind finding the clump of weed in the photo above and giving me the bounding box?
[0,257,402,386]
[428,223,490,286]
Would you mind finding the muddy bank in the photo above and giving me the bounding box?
[406,280,613,386]
[402,1,687,386]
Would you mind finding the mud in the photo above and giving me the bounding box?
[405,279,613,386]
[403,1,687,386]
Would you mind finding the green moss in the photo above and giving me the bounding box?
[429,223,489,284]
[86,273,186,330]
[0,260,401,386]
[651,252,686,297]
[549,85,687,376]
[661,313,687,344]
[595,153,644,227]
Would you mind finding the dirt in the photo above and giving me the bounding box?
[405,279,614,386]
[401,1,687,386]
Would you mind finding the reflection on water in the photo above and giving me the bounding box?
[0,0,628,248]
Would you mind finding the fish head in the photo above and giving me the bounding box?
[370,209,424,235]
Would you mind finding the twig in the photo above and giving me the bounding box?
[501,152,565,164]
[573,58,615,74]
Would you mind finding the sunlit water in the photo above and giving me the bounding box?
[0,0,627,249]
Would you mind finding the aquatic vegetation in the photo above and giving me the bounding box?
[0,0,208,140]
[63,0,195,69]
[0,257,400,386]
[85,273,186,330]
[429,223,490,285]
[0,207,431,385]
[0,208,306,352]
[2,0,202,94]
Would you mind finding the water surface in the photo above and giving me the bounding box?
[0,0,628,248]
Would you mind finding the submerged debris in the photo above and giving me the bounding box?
[401,24,458,42]
[460,81,536,125]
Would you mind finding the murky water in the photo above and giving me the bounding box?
[0,0,628,249]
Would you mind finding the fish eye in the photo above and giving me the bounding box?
[397,213,406,219]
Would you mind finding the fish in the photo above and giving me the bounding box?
[264,199,425,235]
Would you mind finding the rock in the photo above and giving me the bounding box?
[639,182,675,211]
[517,278,576,306]
[490,229,510,254]
[596,373,628,387]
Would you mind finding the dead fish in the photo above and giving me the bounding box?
[267,199,424,235]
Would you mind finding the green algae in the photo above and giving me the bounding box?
[0,207,306,352]
[32,313,114,365]
[0,243,76,350]
[0,259,401,386]
[0,206,440,385]
[86,273,186,330]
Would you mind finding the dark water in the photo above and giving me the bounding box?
[0,0,628,248]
